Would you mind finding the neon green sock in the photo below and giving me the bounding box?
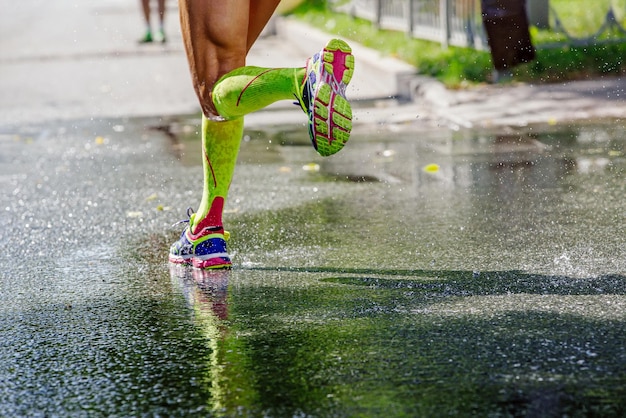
[212,66,306,119]
[191,115,244,233]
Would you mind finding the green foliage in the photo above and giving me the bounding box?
[550,0,617,36]
[289,4,626,87]
[518,42,626,82]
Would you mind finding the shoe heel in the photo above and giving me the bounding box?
[193,236,232,269]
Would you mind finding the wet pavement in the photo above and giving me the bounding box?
[1,115,625,416]
[1,1,626,417]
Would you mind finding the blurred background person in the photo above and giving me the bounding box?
[138,0,167,43]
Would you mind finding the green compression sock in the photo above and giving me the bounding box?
[212,66,306,119]
[191,115,244,234]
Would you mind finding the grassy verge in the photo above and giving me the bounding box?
[288,2,626,87]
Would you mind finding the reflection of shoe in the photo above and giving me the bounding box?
[192,269,230,320]
[138,31,153,44]
[295,38,355,157]
[169,208,232,269]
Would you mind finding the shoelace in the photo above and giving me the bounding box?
[172,207,195,228]
[293,62,312,110]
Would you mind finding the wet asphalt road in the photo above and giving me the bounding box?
[0,114,625,416]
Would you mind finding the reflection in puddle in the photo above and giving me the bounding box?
[170,266,230,414]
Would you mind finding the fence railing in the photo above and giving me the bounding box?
[335,0,488,49]
[549,4,626,47]
[332,0,626,50]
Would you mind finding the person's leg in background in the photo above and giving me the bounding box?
[138,0,167,43]
[157,0,167,42]
[138,0,154,43]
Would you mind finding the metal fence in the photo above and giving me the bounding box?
[333,0,626,50]
[335,0,488,49]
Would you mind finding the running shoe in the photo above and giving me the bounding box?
[138,31,153,44]
[156,29,167,44]
[295,38,355,157]
[169,208,232,269]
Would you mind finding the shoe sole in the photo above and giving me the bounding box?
[168,256,231,269]
[169,255,193,266]
[192,257,232,269]
[311,39,355,157]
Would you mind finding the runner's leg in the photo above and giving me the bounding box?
[177,0,282,235]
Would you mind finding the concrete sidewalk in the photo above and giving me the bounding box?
[2,0,626,131]
[408,75,626,130]
[0,0,414,128]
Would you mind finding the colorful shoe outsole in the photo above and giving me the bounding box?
[298,38,355,157]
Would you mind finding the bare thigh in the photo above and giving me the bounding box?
[178,0,282,116]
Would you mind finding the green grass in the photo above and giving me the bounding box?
[288,1,626,87]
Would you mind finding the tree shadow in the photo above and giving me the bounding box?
[242,265,626,296]
[171,265,626,417]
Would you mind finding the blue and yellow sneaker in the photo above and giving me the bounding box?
[295,38,355,157]
[169,208,232,269]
